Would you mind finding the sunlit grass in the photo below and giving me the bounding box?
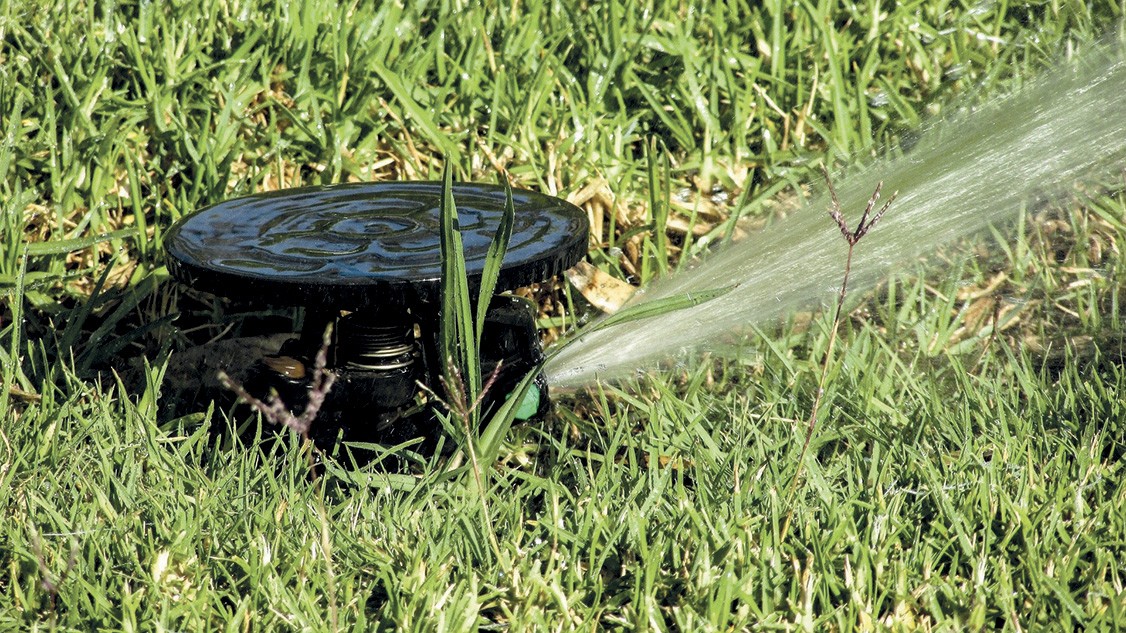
[2,0,1126,629]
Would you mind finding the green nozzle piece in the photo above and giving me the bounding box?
[512,385,541,421]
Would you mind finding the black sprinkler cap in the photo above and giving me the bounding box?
[164,181,589,309]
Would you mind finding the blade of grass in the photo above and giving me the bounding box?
[476,363,543,466]
[1,248,28,415]
[56,258,114,359]
[475,176,514,348]
[438,162,480,403]
[24,229,134,256]
[371,60,460,160]
[571,284,738,341]
[0,93,23,185]
[645,136,670,280]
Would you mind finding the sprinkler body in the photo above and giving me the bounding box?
[164,181,587,450]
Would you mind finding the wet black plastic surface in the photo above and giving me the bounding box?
[165,181,588,309]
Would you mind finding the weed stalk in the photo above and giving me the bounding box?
[780,166,897,541]
[218,323,335,478]
[218,324,339,628]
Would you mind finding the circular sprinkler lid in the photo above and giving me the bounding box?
[165,181,589,310]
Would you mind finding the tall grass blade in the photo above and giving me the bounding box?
[438,162,481,405]
[475,176,515,347]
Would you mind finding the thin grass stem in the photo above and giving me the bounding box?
[780,167,896,541]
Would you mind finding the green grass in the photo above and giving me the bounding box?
[3,0,1126,629]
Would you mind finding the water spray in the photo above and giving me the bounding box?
[546,49,1126,386]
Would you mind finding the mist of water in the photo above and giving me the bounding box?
[546,51,1126,388]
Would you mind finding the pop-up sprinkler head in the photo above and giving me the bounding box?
[165,181,588,448]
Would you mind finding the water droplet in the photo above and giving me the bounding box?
[944,64,968,81]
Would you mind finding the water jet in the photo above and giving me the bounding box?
[545,51,1126,386]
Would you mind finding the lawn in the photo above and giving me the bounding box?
[2,0,1126,630]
